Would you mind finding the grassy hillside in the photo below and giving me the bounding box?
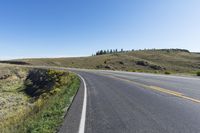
[18,49,200,75]
[0,64,80,132]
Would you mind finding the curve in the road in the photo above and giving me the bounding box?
[61,69,200,133]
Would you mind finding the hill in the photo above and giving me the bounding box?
[11,49,199,75]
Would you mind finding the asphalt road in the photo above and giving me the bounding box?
[60,69,200,133]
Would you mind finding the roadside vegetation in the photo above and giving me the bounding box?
[164,71,171,75]
[197,71,200,76]
[0,64,80,133]
[13,49,200,76]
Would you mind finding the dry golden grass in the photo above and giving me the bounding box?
[0,65,30,132]
[18,49,200,74]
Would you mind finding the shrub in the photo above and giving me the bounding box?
[197,71,200,76]
[119,61,124,65]
[136,60,149,66]
[150,64,163,70]
[24,69,69,98]
[164,71,171,75]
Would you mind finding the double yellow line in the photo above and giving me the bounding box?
[110,75,200,104]
[148,85,200,104]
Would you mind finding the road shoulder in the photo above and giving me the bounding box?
[59,78,84,133]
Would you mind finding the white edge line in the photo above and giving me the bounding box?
[78,74,87,133]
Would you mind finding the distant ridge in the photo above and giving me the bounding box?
[12,48,199,74]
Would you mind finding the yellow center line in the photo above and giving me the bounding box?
[107,75,200,104]
[148,86,183,96]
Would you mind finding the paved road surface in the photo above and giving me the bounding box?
[60,69,200,133]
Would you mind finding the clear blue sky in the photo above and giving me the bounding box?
[0,0,200,59]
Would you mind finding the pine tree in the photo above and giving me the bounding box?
[107,50,110,54]
[103,50,107,54]
[99,50,103,55]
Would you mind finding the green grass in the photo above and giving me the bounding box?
[16,49,200,75]
[21,75,80,133]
